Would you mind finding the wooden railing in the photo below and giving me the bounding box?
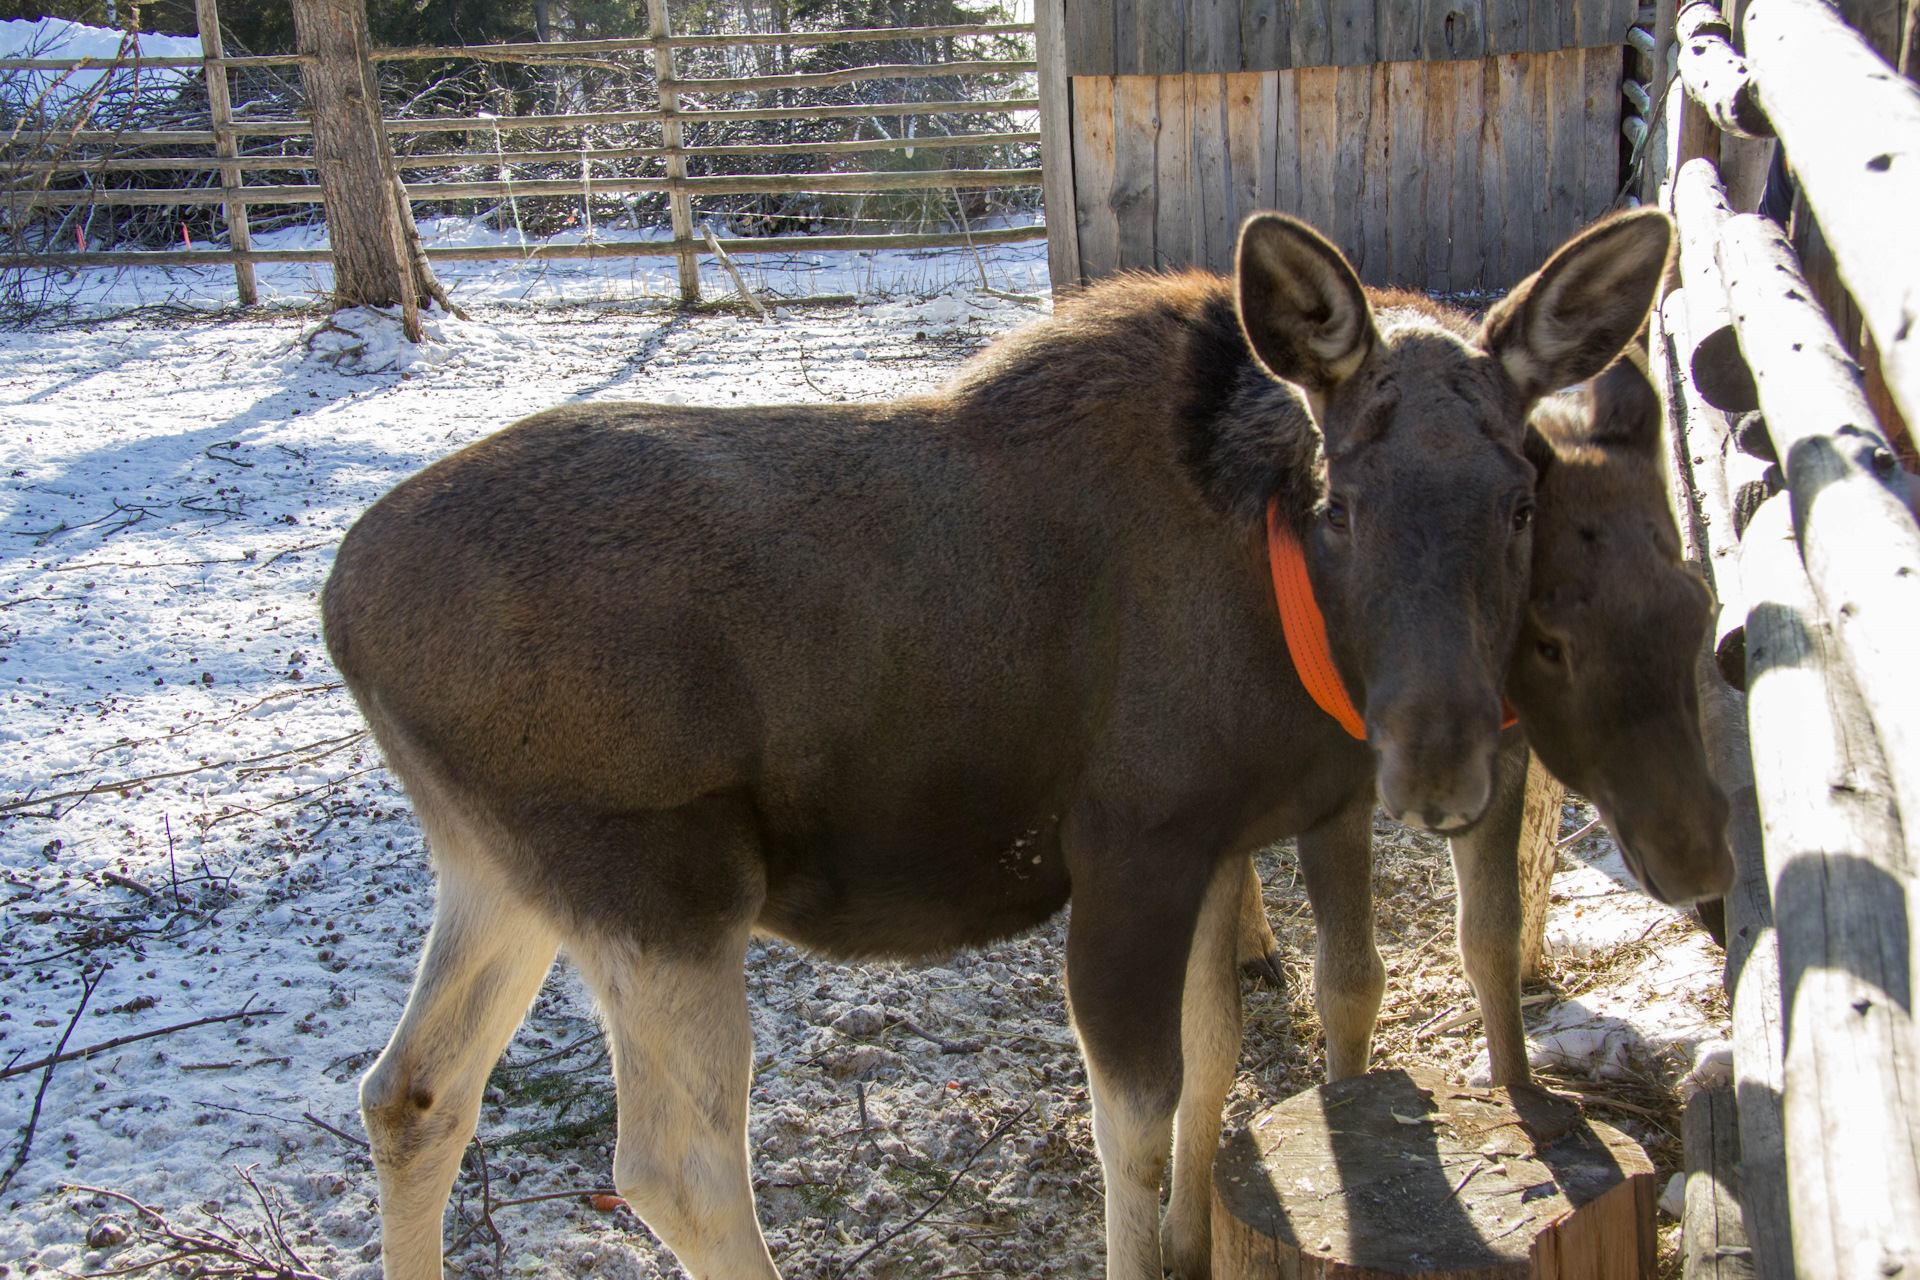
[1643,1,1920,1277]
[0,3,1043,306]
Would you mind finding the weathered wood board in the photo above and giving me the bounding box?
[1064,0,1640,72]
[1213,1068,1657,1278]
[1065,46,1620,288]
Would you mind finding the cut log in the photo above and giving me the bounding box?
[1682,1083,1754,1280]
[1676,1,1772,139]
[1738,494,1920,1280]
[1741,0,1920,433]
[1213,1068,1656,1279]
[1717,213,1920,868]
[1671,159,1757,414]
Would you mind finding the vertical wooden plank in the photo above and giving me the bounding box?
[1378,0,1423,60]
[1484,0,1529,55]
[1548,49,1583,252]
[1156,75,1196,268]
[1192,0,1242,72]
[647,0,699,302]
[1563,0,1583,49]
[1115,77,1162,273]
[1297,66,1338,233]
[1070,75,1120,279]
[1498,51,1536,283]
[1528,0,1558,52]
[1259,69,1286,214]
[1242,0,1288,69]
[1388,58,1426,286]
[1521,50,1552,275]
[1112,0,1138,74]
[1064,0,1115,76]
[1449,59,1483,290]
[1582,43,1621,224]
[1331,63,1371,268]
[1427,0,1486,57]
[197,0,256,306]
[1360,63,1394,283]
[1139,0,1187,75]
[1226,73,1264,249]
[1036,0,1083,291]
[1423,57,1458,290]
[1193,76,1234,272]
[1478,56,1507,289]
[1292,0,1335,67]
[1331,0,1377,63]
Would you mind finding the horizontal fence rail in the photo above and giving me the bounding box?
[0,223,1048,270]
[0,16,1046,296]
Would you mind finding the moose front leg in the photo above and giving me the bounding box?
[1448,733,1533,1085]
[1063,841,1216,1280]
[1296,789,1384,1079]
[1161,855,1248,1279]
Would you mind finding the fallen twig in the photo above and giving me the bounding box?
[300,1111,370,1150]
[0,965,102,1194]
[890,1015,983,1055]
[0,996,275,1081]
[0,730,369,815]
[101,869,158,900]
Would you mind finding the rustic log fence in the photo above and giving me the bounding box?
[0,0,1044,314]
[1643,0,1920,1276]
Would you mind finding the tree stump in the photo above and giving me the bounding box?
[1213,1068,1657,1279]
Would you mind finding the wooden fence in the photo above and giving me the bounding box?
[1642,0,1920,1276]
[1038,0,1645,291]
[0,0,1044,307]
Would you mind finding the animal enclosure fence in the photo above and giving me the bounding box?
[0,0,1044,308]
[1641,0,1920,1276]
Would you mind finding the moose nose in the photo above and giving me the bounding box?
[1368,685,1502,831]
[1373,734,1496,831]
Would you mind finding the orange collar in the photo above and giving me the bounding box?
[1265,499,1517,741]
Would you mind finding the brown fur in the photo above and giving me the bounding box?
[324,211,1673,1280]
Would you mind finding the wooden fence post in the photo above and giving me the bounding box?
[195,0,255,305]
[290,0,420,339]
[1033,0,1080,292]
[648,0,699,303]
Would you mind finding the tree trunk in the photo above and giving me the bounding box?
[291,0,421,338]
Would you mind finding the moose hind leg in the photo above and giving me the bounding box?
[1161,855,1248,1279]
[361,860,560,1280]
[571,920,775,1279]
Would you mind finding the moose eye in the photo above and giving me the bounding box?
[1536,638,1563,663]
[1512,502,1535,532]
[1324,499,1350,531]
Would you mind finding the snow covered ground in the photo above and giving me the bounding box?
[0,240,1726,1280]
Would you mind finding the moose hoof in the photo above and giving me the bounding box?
[1240,949,1285,991]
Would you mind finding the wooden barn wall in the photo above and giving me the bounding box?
[1063,0,1641,75]
[1067,47,1623,291]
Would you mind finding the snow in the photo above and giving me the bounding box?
[0,238,1726,1279]
[0,18,202,108]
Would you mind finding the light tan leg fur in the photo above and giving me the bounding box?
[361,855,560,1280]
[1161,856,1247,1278]
[570,924,778,1280]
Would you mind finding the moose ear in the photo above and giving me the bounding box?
[1584,351,1664,458]
[1236,213,1376,394]
[1480,208,1672,401]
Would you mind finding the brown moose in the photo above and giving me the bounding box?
[322,210,1675,1279]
